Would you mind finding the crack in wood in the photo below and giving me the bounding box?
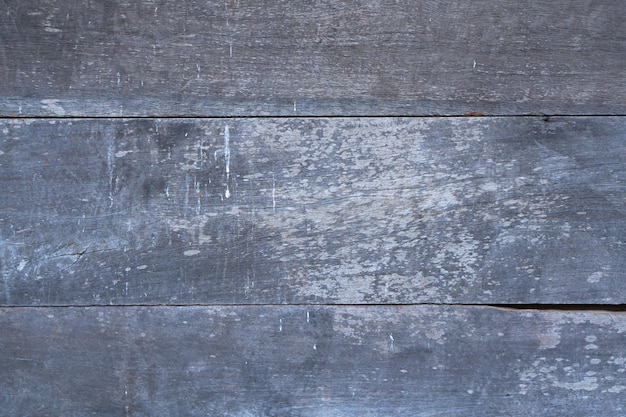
[2,114,626,120]
[488,304,626,312]
[3,303,626,313]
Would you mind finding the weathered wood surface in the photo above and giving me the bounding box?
[1,305,625,416]
[1,1,625,117]
[1,117,624,306]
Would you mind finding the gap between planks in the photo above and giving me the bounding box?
[1,114,626,121]
[2,303,626,313]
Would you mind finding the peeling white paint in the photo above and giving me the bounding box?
[184,249,201,256]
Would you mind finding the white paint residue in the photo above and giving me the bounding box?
[224,125,230,179]
[585,335,597,343]
[553,377,599,391]
[587,271,603,283]
[224,125,231,199]
[184,249,201,256]
[115,150,133,158]
[41,99,66,116]
[538,324,561,349]
[480,182,498,192]
[107,140,114,207]
[279,319,283,332]
[389,334,394,350]
[136,265,148,270]
[272,173,276,212]
[16,260,27,272]
[425,328,445,344]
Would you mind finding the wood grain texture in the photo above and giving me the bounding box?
[1,305,626,416]
[1,0,625,116]
[1,117,624,306]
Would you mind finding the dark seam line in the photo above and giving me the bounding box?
[1,114,626,120]
[1,303,625,312]
[487,304,626,312]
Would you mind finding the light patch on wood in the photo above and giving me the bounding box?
[115,150,133,158]
[553,377,599,391]
[587,271,603,283]
[40,99,66,116]
[538,325,561,349]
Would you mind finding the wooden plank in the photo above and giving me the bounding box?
[1,1,624,116]
[1,117,624,306]
[1,305,625,416]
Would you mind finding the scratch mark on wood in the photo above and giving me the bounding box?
[224,124,231,198]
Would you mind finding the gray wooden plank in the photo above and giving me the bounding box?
[1,1,624,116]
[1,117,624,305]
[1,305,625,416]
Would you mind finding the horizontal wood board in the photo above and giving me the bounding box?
[1,305,626,416]
[1,117,624,306]
[1,0,625,116]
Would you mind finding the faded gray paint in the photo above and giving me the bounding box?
[1,306,625,416]
[1,117,624,305]
[0,1,625,116]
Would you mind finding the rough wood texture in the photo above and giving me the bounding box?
[1,117,624,305]
[1,305,625,416]
[1,0,625,116]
